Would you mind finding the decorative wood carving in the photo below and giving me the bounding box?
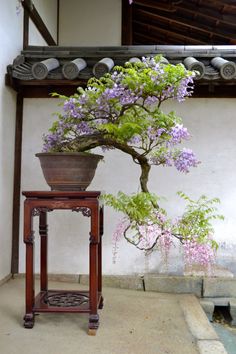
[25,231,35,244]
[72,207,91,217]
[43,292,89,307]
[89,233,98,245]
[32,207,53,217]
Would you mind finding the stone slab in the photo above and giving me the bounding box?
[197,340,228,354]
[144,275,202,297]
[15,273,80,283]
[204,297,231,306]
[200,300,215,322]
[229,298,236,326]
[203,278,236,297]
[184,264,234,278]
[79,274,144,290]
[179,295,218,340]
[0,274,12,286]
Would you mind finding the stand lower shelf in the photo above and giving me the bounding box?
[34,290,102,313]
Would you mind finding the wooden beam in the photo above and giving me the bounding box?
[134,8,236,44]
[133,32,185,45]
[174,2,236,28]
[11,93,24,274]
[122,0,133,44]
[133,20,206,44]
[23,10,29,49]
[57,0,60,45]
[134,0,236,27]
[21,0,56,46]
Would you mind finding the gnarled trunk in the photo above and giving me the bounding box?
[140,161,151,193]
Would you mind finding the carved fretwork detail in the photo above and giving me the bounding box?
[32,207,53,217]
[43,292,89,307]
[89,233,98,245]
[72,207,91,217]
[25,231,35,244]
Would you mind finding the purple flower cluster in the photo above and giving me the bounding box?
[150,146,199,173]
[42,133,61,152]
[76,121,94,135]
[63,98,80,118]
[183,237,216,266]
[158,230,173,261]
[169,124,190,145]
[147,126,166,141]
[112,218,130,263]
[113,218,130,243]
[128,135,142,145]
[137,223,162,249]
[174,148,199,173]
[176,76,194,102]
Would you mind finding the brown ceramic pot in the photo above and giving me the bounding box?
[36,152,103,191]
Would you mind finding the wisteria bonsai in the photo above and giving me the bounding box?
[43,55,223,267]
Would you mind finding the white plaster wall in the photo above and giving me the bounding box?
[29,0,58,45]
[0,1,23,280]
[19,98,236,275]
[59,0,121,46]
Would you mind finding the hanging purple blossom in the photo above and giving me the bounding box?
[174,148,199,173]
[183,237,216,266]
[169,124,190,145]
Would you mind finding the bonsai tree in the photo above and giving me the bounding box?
[43,56,223,267]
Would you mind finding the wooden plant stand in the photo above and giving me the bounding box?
[22,191,103,335]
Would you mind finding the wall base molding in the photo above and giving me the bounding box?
[0,274,12,287]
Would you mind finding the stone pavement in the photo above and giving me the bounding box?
[0,278,227,354]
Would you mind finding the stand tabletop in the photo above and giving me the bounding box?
[22,191,102,199]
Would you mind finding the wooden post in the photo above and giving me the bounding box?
[39,211,48,292]
[21,0,56,46]
[23,10,29,49]
[11,93,24,274]
[122,0,133,45]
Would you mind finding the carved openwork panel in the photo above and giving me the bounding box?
[43,292,89,307]
[72,207,91,217]
[32,207,53,217]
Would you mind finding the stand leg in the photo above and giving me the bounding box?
[39,211,48,292]
[98,206,104,309]
[23,202,35,328]
[89,205,99,335]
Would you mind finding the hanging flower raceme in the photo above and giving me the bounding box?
[183,236,216,266]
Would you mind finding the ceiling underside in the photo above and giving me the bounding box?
[132,0,236,45]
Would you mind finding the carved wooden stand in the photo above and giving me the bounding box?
[22,191,103,335]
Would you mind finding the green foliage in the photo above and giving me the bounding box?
[174,192,224,248]
[100,122,143,141]
[102,192,161,223]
